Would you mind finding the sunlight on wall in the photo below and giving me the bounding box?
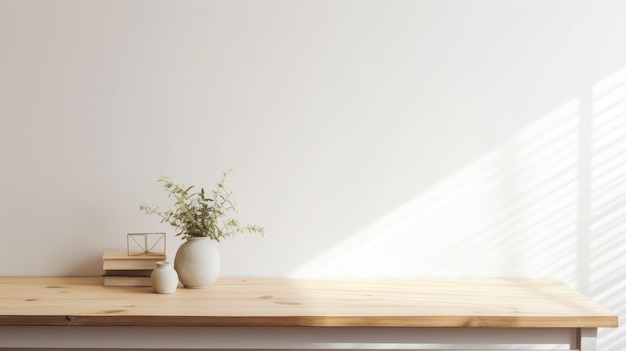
[289,67,626,351]
[289,99,580,281]
[589,66,626,351]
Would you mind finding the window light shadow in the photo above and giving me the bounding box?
[287,67,626,351]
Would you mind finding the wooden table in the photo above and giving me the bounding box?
[0,277,617,350]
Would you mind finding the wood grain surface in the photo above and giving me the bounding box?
[0,277,618,328]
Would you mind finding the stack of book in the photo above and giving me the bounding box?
[102,250,166,287]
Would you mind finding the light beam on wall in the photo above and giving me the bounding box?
[289,99,580,281]
[288,67,626,351]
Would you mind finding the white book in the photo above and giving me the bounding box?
[102,250,166,270]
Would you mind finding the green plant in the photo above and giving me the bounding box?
[140,171,264,242]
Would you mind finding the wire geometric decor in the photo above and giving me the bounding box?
[127,232,166,256]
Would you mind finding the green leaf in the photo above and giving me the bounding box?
[140,171,264,242]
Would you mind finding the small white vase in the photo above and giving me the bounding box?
[151,261,178,294]
[174,237,220,288]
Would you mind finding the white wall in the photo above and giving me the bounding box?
[1,0,624,349]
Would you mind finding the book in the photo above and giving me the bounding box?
[103,269,152,277]
[103,276,151,287]
[102,250,166,270]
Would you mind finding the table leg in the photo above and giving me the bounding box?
[572,328,597,351]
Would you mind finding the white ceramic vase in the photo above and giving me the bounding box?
[174,237,220,288]
[151,261,178,294]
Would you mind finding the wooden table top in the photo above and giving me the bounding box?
[0,277,618,328]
